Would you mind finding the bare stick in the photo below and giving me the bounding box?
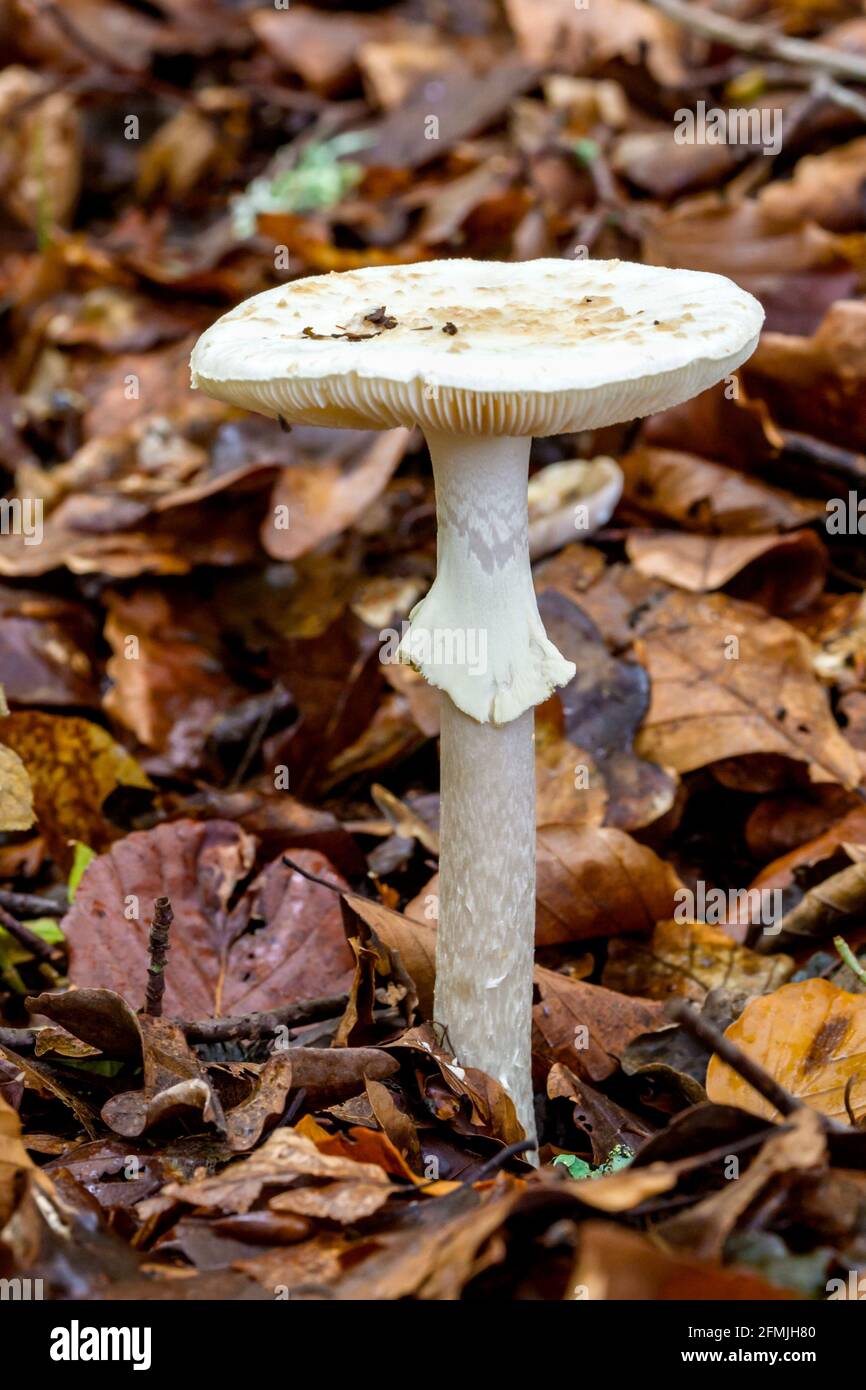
[0,891,65,920]
[643,0,866,84]
[665,997,805,1120]
[144,897,173,1018]
[0,904,61,966]
[184,993,349,1043]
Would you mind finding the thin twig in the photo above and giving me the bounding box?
[0,891,65,920]
[281,855,345,894]
[665,997,806,1120]
[144,897,173,1018]
[0,904,61,966]
[643,0,866,84]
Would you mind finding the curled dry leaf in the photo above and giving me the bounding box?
[0,710,153,868]
[706,978,866,1124]
[619,447,823,535]
[744,299,866,450]
[160,1126,392,1215]
[603,919,795,1004]
[633,592,863,789]
[263,428,410,562]
[625,530,827,616]
[769,856,866,947]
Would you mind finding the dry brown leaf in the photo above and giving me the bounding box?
[533,965,666,1081]
[625,530,827,615]
[643,193,863,335]
[270,1180,393,1223]
[536,824,683,944]
[745,299,866,449]
[161,1126,391,1214]
[772,858,866,946]
[504,0,685,85]
[262,429,409,562]
[633,592,862,788]
[603,919,795,1003]
[706,978,866,1123]
[63,823,354,1016]
[619,447,823,534]
[759,135,866,234]
[0,742,35,832]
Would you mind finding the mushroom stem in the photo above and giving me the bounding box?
[399,432,574,725]
[437,696,538,1153]
[400,431,568,1154]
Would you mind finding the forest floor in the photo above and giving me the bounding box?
[3,0,866,1301]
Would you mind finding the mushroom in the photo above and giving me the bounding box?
[527,455,624,560]
[190,257,763,1152]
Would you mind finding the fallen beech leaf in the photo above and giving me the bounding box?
[547,1063,650,1163]
[533,966,666,1080]
[0,711,152,868]
[745,299,866,450]
[633,592,862,788]
[563,1161,677,1212]
[359,31,468,111]
[27,988,143,1061]
[63,823,354,1016]
[643,193,863,335]
[251,5,391,95]
[297,1116,420,1184]
[365,1077,423,1173]
[759,136,866,234]
[101,1016,226,1139]
[625,530,827,615]
[750,805,866,894]
[0,585,98,708]
[706,978,866,1123]
[263,428,409,562]
[103,587,250,773]
[535,824,683,944]
[504,0,685,85]
[342,892,435,1020]
[619,446,823,534]
[603,919,795,1003]
[270,1179,393,1223]
[161,1126,391,1214]
[536,589,676,831]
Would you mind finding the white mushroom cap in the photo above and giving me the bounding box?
[190,258,763,436]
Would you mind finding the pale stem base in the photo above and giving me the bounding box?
[435,696,538,1154]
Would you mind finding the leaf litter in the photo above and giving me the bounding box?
[4,0,866,1305]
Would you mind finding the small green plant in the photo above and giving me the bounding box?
[552,1143,633,1181]
[231,131,373,240]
